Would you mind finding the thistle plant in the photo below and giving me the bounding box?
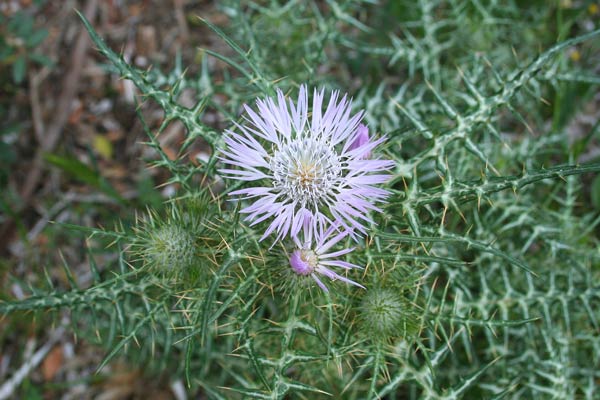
[2,1,600,399]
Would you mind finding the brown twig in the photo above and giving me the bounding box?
[173,0,190,42]
[0,327,65,400]
[28,67,51,144]
[20,0,99,201]
[0,0,99,251]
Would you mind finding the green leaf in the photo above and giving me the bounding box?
[26,28,48,48]
[0,122,20,137]
[12,55,26,84]
[28,52,54,67]
[0,41,10,58]
[8,12,29,36]
[0,141,16,165]
[44,153,126,204]
[45,154,101,186]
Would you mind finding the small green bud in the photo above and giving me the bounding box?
[130,192,222,285]
[144,223,196,273]
[358,287,420,342]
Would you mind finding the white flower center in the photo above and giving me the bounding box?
[271,137,342,208]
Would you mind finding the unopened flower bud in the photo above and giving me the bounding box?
[358,287,418,341]
[348,123,371,159]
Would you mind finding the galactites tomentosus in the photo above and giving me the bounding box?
[356,266,424,342]
[288,220,365,292]
[358,288,418,341]
[219,84,395,242]
[130,193,222,285]
[260,220,365,295]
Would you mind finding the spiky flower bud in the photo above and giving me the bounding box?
[130,192,222,284]
[144,223,196,273]
[358,287,419,341]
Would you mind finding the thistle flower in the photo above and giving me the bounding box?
[219,85,394,241]
[287,221,365,292]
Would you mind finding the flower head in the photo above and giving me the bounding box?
[348,123,371,159]
[220,85,394,241]
[287,221,365,292]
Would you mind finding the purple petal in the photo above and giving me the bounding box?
[311,273,329,292]
[319,260,363,270]
[319,247,355,259]
[316,266,365,289]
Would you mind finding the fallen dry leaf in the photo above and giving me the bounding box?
[42,345,63,381]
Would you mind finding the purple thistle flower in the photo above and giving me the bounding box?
[219,85,394,241]
[289,221,365,292]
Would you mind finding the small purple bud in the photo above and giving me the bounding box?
[289,249,317,276]
[349,124,371,159]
